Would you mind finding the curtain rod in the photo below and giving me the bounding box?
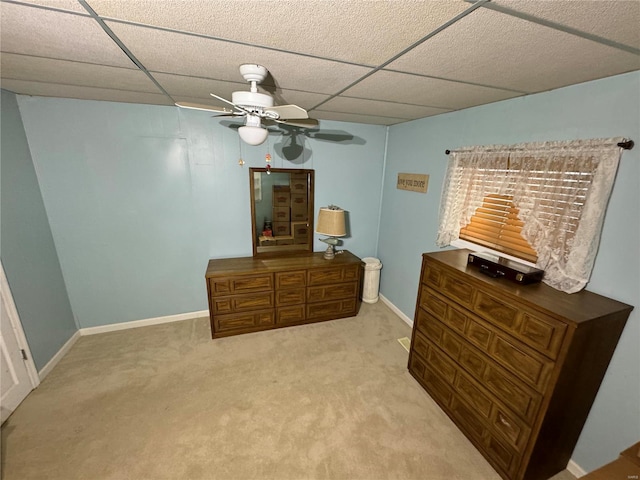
[445,139,634,155]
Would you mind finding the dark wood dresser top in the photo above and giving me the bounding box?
[425,249,632,325]
[206,250,362,277]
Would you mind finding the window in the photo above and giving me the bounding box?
[459,194,537,263]
[437,138,628,293]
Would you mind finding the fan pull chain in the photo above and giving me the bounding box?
[238,135,245,166]
[265,135,272,174]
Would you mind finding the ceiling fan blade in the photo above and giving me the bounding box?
[209,93,251,115]
[277,118,319,128]
[310,131,354,142]
[175,101,234,114]
[266,104,308,120]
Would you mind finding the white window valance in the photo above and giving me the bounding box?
[437,138,628,293]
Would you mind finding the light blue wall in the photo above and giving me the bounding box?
[15,97,386,328]
[0,89,77,371]
[378,71,640,472]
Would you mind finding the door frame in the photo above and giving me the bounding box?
[1,261,40,389]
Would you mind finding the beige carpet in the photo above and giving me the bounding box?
[1,302,576,480]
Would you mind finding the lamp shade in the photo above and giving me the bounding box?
[316,207,346,237]
[238,125,269,146]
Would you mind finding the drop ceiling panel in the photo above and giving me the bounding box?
[0,2,135,68]
[0,79,174,105]
[388,8,640,93]
[343,70,521,110]
[151,74,248,104]
[16,0,89,14]
[107,21,373,94]
[321,96,450,120]
[89,0,471,65]
[490,0,640,49]
[1,53,162,93]
[311,110,406,126]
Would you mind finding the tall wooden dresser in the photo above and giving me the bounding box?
[408,249,633,480]
[206,251,363,338]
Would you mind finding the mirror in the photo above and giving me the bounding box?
[249,168,315,257]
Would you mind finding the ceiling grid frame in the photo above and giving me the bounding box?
[0,0,638,125]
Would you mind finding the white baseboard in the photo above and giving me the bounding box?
[38,310,208,380]
[379,293,413,328]
[38,330,81,381]
[80,309,209,336]
[567,459,586,478]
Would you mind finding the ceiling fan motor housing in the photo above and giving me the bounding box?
[231,91,274,109]
[239,64,268,83]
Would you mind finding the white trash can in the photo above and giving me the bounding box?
[362,257,382,304]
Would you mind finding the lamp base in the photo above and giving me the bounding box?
[323,244,336,260]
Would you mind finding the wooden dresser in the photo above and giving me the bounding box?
[408,249,633,480]
[205,251,363,338]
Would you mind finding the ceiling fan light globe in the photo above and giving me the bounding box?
[238,126,269,146]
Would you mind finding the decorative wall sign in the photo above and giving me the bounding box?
[397,173,429,193]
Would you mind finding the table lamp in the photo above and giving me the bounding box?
[316,205,346,260]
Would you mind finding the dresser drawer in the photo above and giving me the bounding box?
[453,373,493,419]
[419,286,447,318]
[483,363,541,424]
[307,282,358,303]
[212,292,274,314]
[440,270,475,309]
[307,265,360,286]
[449,398,520,478]
[489,335,554,392]
[275,288,306,306]
[210,273,273,296]
[214,310,275,332]
[485,435,519,479]
[306,298,356,320]
[415,308,445,343]
[450,396,489,445]
[410,356,454,408]
[490,405,531,453]
[422,261,444,289]
[275,270,306,288]
[276,305,306,324]
[473,290,567,360]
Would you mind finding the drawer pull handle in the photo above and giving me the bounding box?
[498,414,511,428]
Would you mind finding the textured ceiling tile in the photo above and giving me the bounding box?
[0,79,174,105]
[152,74,247,103]
[1,53,162,93]
[89,0,470,65]
[490,0,640,49]
[107,21,373,94]
[321,96,450,119]
[343,70,521,110]
[311,110,407,126]
[15,0,89,13]
[387,8,640,93]
[0,2,135,68]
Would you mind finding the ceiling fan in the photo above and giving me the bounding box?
[175,64,319,145]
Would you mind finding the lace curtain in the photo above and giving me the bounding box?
[436,138,625,293]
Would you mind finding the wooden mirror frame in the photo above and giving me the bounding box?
[249,167,315,257]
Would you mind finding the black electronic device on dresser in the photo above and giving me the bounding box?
[408,249,633,480]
